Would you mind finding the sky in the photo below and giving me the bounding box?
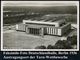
[2,1,78,6]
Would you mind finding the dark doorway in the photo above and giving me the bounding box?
[28,28,40,35]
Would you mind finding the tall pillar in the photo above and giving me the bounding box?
[25,25,29,34]
[40,27,44,37]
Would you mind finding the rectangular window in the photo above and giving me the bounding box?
[28,28,40,35]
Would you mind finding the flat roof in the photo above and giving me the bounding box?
[24,14,65,23]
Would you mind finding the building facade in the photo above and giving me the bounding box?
[16,15,71,36]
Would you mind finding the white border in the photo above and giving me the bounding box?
[1,1,79,51]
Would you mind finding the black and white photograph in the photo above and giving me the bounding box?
[1,1,79,51]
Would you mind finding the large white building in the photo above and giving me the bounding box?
[16,14,71,36]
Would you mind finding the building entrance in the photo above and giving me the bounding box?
[28,28,40,35]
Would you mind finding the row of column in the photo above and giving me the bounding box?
[46,27,58,35]
[25,26,44,36]
[25,26,58,36]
